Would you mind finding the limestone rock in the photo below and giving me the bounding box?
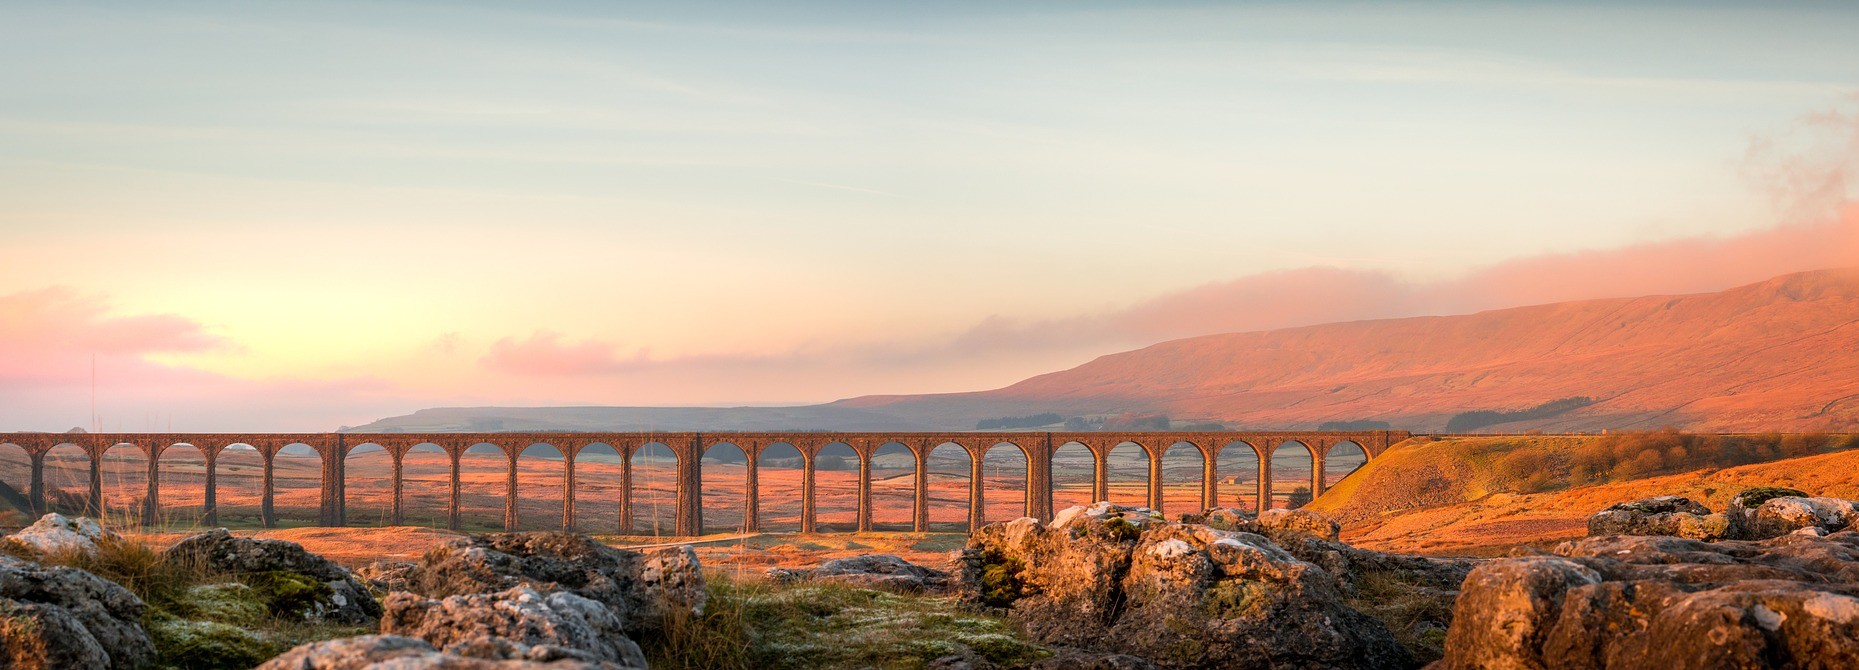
[954,503,1409,669]
[354,559,418,593]
[0,555,154,669]
[1749,496,1859,538]
[1254,508,1342,541]
[768,554,950,592]
[1436,531,1859,668]
[257,633,633,669]
[7,514,120,556]
[1586,495,1720,538]
[164,528,380,624]
[381,587,647,668]
[408,532,705,635]
[1030,649,1160,670]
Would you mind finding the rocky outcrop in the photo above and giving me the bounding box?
[164,528,380,624]
[768,554,950,592]
[406,533,704,635]
[1436,531,1859,668]
[256,634,633,669]
[0,555,154,669]
[354,559,418,593]
[954,502,1409,669]
[1586,496,1731,540]
[1588,489,1859,542]
[6,514,120,556]
[1747,496,1859,538]
[382,587,647,668]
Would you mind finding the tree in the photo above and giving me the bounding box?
[1287,486,1312,509]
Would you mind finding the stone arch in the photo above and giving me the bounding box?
[1269,440,1315,510]
[343,442,394,527]
[1105,441,1149,506]
[457,442,507,532]
[811,441,861,532]
[154,442,209,528]
[925,442,971,532]
[399,442,449,528]
[42,442,92,517]
[754,442,805,532]
[869,441,914,531]
[1324,440,1369,493]
[701,441,749,534]
[271,442,324,527]
[1159,440,1204,516]
[516,442,566,531]
[570,443,623,533]
[629,441,679,537]
[1051,441,1096,510]
[213,444,264,527]
[979,441,1029,524]
[0,442,30,525]
[1214,441,1261,512]
[99,442,148,526]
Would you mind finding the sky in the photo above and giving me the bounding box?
[3,1,1858,431]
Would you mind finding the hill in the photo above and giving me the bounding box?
[355,268,1859,433]
[837,268,1859,432]
[1306,433,1859,555]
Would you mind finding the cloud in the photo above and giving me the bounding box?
[0,287,223,383]
[481,331,639,376]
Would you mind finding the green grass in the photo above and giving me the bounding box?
[643,576,1048,670]
[10,536,366,670]
[1344,569,1457,665]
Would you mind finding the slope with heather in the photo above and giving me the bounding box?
[1307,434,1859,555]
[840,268,1859,432]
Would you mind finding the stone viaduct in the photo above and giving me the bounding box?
[0,430,1408,535]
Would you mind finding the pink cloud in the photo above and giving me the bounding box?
[0,287,223,383]
[481,331,638,376]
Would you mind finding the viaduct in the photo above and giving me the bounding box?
[0,430,1408,535]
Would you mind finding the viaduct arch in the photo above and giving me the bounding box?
[0,430,1407,535]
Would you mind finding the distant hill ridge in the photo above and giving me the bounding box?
[353,268,1859,434]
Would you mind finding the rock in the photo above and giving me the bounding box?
[256,634,632,669]
[1197,507,1255,532]
[164,528,380,624]
[354,559,418,593]
[1436,530,1859,668]
[1255,508,1342,541]
[0,555,154,669]
[1030,649,1159,670]
[954,503,1409,669]
[6,514,120,556]
[768,554,950,592]
[1587,495,1721,538]
[409,532,704,635]
[382,587,647,668]
[1730,486,1811,512]
[1749,496,1859,538]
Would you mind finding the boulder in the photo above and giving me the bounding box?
[163,528,379,624]
[0,555,154,669]
[1254,508,1342,541]
[768,554,950,592]
[256,634,633,669]
[954,503,1410,669]
[1586,495,1727,539]
[1436,530,1859,668]
[6,514,120,556]
[381,587,647,668]
[407,532,704,634]
[1748,496,1859,538]
[353,559,419,593]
